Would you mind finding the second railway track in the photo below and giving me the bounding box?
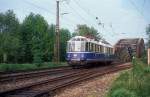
[0,62,131,97]
[0,66,71,82]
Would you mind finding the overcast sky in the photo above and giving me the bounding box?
[0,0,150,45]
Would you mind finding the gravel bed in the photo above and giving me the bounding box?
[0,72,74,93]
[54,72,121,97]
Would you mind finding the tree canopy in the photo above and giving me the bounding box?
[73,24,102,41]
[0,10,71,64]
[0,10,20,63]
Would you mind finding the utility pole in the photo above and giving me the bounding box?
[54,0,60,63]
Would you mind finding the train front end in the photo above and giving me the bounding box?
[66,36,87,66]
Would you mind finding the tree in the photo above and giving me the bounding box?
[0,10,20,63]
[0,10,72,63]
[20,13,49,64]
[43,24,55,62]
[73,24,102,40]
[146,24,150,47]
[60,28,71,61]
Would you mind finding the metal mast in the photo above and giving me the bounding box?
[54,0,60,63]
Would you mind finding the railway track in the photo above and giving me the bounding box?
[0,62,131,97]
[0,66,71,82]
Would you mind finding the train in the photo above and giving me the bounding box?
[66,36,116,67]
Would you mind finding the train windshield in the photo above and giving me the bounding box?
[67,41,85,52]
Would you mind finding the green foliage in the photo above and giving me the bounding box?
[0,62,67,72]
[106,59,150,97]
[0,10,72,64]
[60,28,71,61]
[0,10,20,63]
[140,50,147,64]
[20,13,49,64]
[73,24,102,41]
[111,88,137,97]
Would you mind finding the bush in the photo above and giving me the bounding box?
[106,58,150,97]
[0,62,67,72]
[111,88,137,97]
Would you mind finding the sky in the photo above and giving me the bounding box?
[0,0,150,45]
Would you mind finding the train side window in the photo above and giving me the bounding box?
[91,43,93,52]
[92,43,94,52]
[86,42,90,52]
[93,43,95,52]
[89,43,91,51]
[98,45,99,52]
[86,42,88,51]
[100,45,101,52]
[90,43,92,52]
[88,42,90,51]
[96,44,98,52]
[97,45,99,52]
[94,44,95,52]
[95,44,97,52]
[99,45,101,53]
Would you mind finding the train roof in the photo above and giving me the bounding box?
[68,36,113,48]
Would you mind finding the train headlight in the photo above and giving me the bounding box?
[73,54,77,57]
[68,54,71,58]
[81,54,84,58]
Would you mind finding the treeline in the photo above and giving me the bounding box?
[0,10,71,64]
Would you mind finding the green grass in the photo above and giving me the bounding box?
[106,58,150,97]
[0,62,68,72]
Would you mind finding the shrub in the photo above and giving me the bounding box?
[106,58,150,97]
[111,88,137,97]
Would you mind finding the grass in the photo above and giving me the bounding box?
[0,62,68,72]
[106,58,150,97]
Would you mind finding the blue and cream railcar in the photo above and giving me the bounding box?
[66,36,115,66]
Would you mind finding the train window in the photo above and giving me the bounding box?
[81,42,85,51]
[97,45,99,52]
[69,42,75,52]
[77,38,80,41]
[93,43,95,52]
[99,45,100,52]
[81,38,84,41]
[89,43,92,51]
[93,44,95,52]
[88,42,90,51]
[85,42,89,51]
[96,44,97,52]
[100,45,102,52]
[95,44,97,52]
[91,43,93,52]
